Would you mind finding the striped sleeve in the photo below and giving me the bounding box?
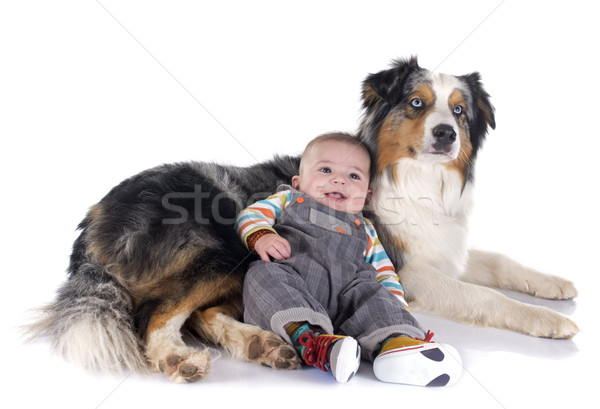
[235,190,291,249]
[363,218,409,308]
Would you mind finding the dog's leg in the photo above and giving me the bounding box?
[401,263,579,339]
[187,305,301,370]
[144,304,212,383]
[462,249,578,300]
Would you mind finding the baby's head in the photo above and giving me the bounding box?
[292,132,372,214]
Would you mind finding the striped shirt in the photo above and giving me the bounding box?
[235,189,408,307]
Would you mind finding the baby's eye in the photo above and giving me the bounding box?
[320,167,331,174]
[350,173,360,180]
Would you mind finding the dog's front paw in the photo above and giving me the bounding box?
[526,273,578,300]
[526,307,579,339]
[247,332,301,370]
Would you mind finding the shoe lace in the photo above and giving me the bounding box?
[298,333,342,372]
[417,330,435,343]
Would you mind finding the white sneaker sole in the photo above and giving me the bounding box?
[373,343,462,386]
[329,337,361,383]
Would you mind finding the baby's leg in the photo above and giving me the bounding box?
[337,272,463,386]
[243,260,333,342]
[336,273,426,359]
[244,261,362,382]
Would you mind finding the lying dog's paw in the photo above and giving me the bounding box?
[247,332,301,370]
[526,307,579,339]
[157,347,211,383]
[526,274,578,300]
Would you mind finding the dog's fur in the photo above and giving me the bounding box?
[28,57,578,382]
[29,159,304,381]
[360,57,578,339]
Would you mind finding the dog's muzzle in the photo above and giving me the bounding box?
[431,124,457,154]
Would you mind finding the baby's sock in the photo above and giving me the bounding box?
[286,321,323,354]
[378,330,435,353]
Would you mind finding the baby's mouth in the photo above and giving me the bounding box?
[325,192,346,201]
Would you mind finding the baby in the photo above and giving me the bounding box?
[235,132,462,385]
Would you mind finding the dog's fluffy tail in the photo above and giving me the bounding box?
[24,261,147,374]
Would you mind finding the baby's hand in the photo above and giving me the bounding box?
[254,234,291,262]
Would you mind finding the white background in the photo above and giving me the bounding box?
[1,1,598,408]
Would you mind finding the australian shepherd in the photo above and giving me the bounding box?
[28,57,578,382]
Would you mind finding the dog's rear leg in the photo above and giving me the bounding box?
[187,305,301,370]
[144,304,211,383]
[462,249,578,300]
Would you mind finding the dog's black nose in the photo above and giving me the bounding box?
[432,124,456,143]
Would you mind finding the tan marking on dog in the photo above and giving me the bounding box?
[85,243,109,265]
[448,89,467,113]
[167,246,200,273]
[376,83,435,178]
[443,134,472,184]
[189,302,242,344]
[377,113,427,175]
[362,84,381,106]
[392,234,409,253]
[187,303,301,370]
[86,203,104,222]
[84,203,113,265]
[412,83,435,105]
[146,275,242,338]
[143,277,245,382]
[478,98,496,129]
[127,247,201,299]
[199,304,241,322]
[89,238,206,300]
[443,89,472,183]
[146,299,205,340]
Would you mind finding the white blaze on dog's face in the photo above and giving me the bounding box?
[419,73,470,163]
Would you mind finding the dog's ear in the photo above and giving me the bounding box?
[362,56,421,108]
[461,72,496,155]
[462,72,496,132]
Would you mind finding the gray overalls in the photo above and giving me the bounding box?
[243,187,425,359]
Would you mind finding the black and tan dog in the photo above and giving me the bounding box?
[29,57,578,382]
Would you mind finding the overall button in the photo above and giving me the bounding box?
[297,197,304,204]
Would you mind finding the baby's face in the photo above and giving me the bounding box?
[292,140,371,214]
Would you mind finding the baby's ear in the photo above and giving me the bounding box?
[291,175,300,190]
[365,189,373,205]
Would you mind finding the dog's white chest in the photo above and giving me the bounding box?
[371,160,473,277]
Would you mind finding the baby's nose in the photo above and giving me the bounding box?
[331,175,347,185]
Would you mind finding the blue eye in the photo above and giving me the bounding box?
[411,98,423,108]
[350,174,360,180]
[320,167,331,173]
[453,105,463,115]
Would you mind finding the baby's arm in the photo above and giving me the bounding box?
[235,190,292,261]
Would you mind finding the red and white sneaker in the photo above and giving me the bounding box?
[298,333,361,383]
[373,331,462,386]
